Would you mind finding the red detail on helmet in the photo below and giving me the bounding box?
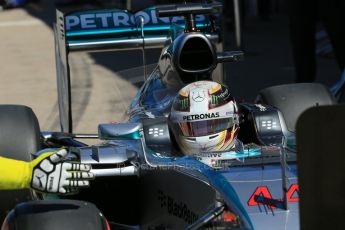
[233,127,239,137]
[224,128,233,142]
[287,184,299,202]
[224,126,239,145]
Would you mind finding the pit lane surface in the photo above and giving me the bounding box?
[0,6,151,133]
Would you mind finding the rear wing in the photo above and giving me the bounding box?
[54,5,222,133]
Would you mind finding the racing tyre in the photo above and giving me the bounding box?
[0,105,41,222]
[256,83,335,132]
[2,200,108,230]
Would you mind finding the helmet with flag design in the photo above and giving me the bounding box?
[169,81,239,155]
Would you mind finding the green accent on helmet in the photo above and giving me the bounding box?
[211,95,219,105]
[180,98,189,109]
[174,95,189,112]
[209,85,234,109]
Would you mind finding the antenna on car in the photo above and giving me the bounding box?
[136,15,148,80]
[280,137,288,210]
[156,2,222,33]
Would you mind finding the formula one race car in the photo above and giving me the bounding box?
[0,2,336,230]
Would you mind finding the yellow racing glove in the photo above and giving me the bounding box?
[0,149,94,194]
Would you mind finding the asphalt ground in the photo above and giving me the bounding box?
[0,2,342,133]
[0,3,158,133]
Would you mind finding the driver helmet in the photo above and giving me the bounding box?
[170,81,239,155]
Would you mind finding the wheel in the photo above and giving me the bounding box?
[256,83,335,132]
[0,105,42,222]
[296,105,345,230]
[2,200,108,230]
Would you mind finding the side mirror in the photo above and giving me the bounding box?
[78,146,138,177]
[98,123,142,140]
[217,51,244,63]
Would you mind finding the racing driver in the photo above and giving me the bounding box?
[169,81,240,155]
[0,149,94,194]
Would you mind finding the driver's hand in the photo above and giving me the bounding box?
[30,149,94,194]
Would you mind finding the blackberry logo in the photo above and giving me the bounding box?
[157,190,199,224]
